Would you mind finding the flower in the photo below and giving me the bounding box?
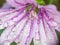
[0,0,60,45]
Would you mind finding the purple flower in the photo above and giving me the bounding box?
[0,0,60,45]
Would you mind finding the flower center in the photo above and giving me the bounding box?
[29,11,38,20]
[25,4,39,20]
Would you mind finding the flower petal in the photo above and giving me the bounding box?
[0,17,27,45]
[44,5,60,32]
[44,5,57,11]
[33,20,41,45]
[0,7,26,29]
[44,18,59,45]
[38,19,59,45]
[15,20,32,45]
[6,0,37,8]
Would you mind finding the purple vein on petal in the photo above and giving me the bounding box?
[10,19,29,42]
[14,19,29,39]
[14,0,25,6]
[6,13,28,37]
[43,8,50,19]
[5,7,26,22]
[1,13,28,44]
[37,10,41,41]
[0,6,26,18]
[37,21,41,43]
[25,20,34,45]
[44,16,57,38]
[3,7,33,42]
[6,10,32,43]
[42,18,48,37]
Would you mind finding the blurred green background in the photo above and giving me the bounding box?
[0,0,6,8]
[0,0,60,45]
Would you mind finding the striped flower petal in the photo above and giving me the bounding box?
[0,0,60,45]
[6,0,37,8]
[44,5,60,32]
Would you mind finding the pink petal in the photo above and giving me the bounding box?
[0,7,26,29]
[6,0,37,8]
[0,17,27,45]
[15,20,32,45]
[38,19,58,45]
[44,5,60,32]
[0,9,19,29]
[33,20,41,45]
[43,19,59,45]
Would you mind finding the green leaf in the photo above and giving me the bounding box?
[0,28,5,36]
[10,42,17,45]
[56,30,60,43]
[36,0,45,5]
[30,39,34,45]
[36,0,55,5]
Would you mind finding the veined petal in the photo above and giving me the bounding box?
[6,0,25,8]
[45,5,60,23]
[0,7,26,29]
[0,17,27,45]
[0,10,19,29]
[15,20,32,45]
[43,18,59,45]
[24,20,34,45]
[0,0,60,45]
[33,20,41,45]
[38,19,59,45]
[39,19,48,45]
[6,0,37,8]
[44,5,60,32]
